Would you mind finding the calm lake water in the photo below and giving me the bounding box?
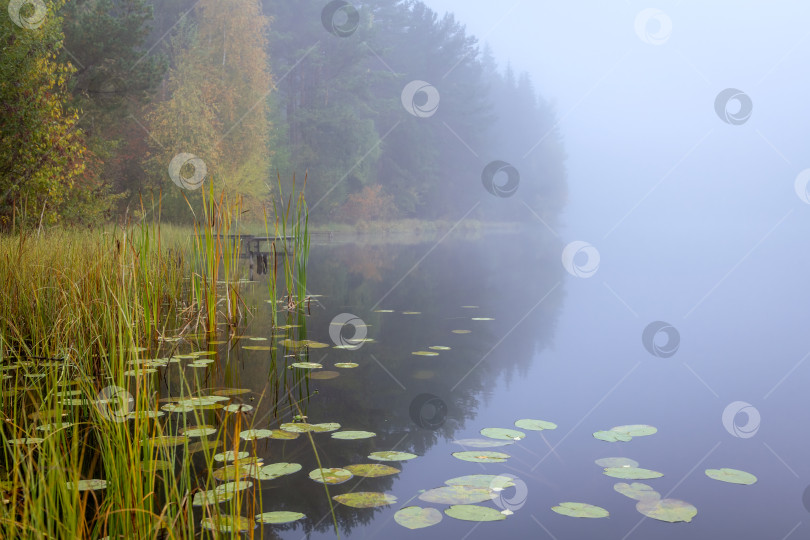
[217,221,809,539]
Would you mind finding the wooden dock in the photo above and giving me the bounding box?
[224,232,333,278]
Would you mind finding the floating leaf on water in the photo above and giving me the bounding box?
[200,516,253,533]
[596,457,639,468]
[8,437,44,446]
[188,440,222,454]
[215,480,254,495]
[61,399,91,406]
[255,511,305,524]
[248,337,268,341]
[480,428,525,441]
[309,468,353,485]
[124,368,157,376]
[212,388,251,396]
[269,429,299,440]
[333,492,397,508]
[452,438,513,448]
[183,395,230,404]
[334,362,359,368]
[302,340,331,349]
[182,426,217,438]
[429,346,451,351]
[66,479,107,491]
[514,419,557,431]
[161,403,196,413]
[280,422,340,433]
[344,464,400,477]
[223,403,253,413]
[290,362,322,369]
[141,460,174,473]
[374,309,394,313]
[35,422,73,432]
[704,468,757,485]
[212,464,258,482]
[445,475,515,489]
[471,317,494,321]
[206,340,228,345]
[451,330,471,334]
[243,345,274,351]
[192,489,232,506]
[419,485,493,505]
[394,506,443,529]
[603,467,663,480]
[412,351,439,356]
[593,430,632,443]
[611,425,657,437]
[636,498,697,523]
[444,504,506,522]
[239,429,273,441]
[402,312,421,315]
[253,462,302,480]
[214,451,250,463]
[332,430,375,440]
[613,482,661,501]
[451,451,510,463]
[368,451,418,462]
[126,410,165,420]
[310,371,340,380]
[551,502,609,519]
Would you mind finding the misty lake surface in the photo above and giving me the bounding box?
[226,223,808,540]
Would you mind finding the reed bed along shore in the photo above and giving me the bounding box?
[0,186,321,539]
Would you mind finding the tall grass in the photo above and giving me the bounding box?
[0,184,316,538]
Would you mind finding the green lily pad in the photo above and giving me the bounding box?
[453,438,513,448]
[290,362,322,369]
[593,430,632,442]
[310,422,341,432]
[279,422,318,433]
[604,467,663,480]
[223,403,253,413]
[444,504,506,522]
[595,457,639,468]
[514,419,557,431]
[480,428,525,441]
[334,362,359,368]
[65,479,106,491]
[308,468,353,484]
[141,459,174,473]
[452,330,471,334]
[212,388,251,396]
[332,430,375,440]
[239,429,273,441]
[368,451,418,461]
[214,451,250,463]
[182,426,217,438]
[412,351,439,356]
[394,506,443,529]
[243,345,273,351]
[551,502,609,518]
[636,498,697,523]
[333,492,397,508]
[452,451,510,463]
[429,346,451,351]
[445,475,516,489]
[187,440,222,453]
[705,468,757,485]
[200,516,253,532]
[212,463,258,481]
[215,480,253,495]
[192,488,233,506]
[310,371,340,380]
[253,462,302,480]
[613,482,661,501]
[343,464,400,477]
[255,511,305,524]
[611,425,657,437]
[419,485,493,505]
[269,429,299,440]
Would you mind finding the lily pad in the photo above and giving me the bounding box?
[212,388,251,396]
[452,438,513,448]
[451,451,510,463]
[214,451,250,463]
[223,403,253,413]
[182,426,217,438]
[239,429,273,441]
[551,502,609,519]
[603,467,663,480]
[141,459,174,473]
[290,362,322,369]
[611,425,657,437]
[595,457,639,468]
[636,498,697,523]
[429,346,451,351]
[593,430,632,443]
[480,428,525,441]
[243,345,273,351]
[255,511,305,524]
[419,485,493,505]
[412,351,439,356]
[514,419,557,431]
[310,371,340,380]
[444,504,506,522]
[215,480,254,495]
[332,430,375,440]
[334,362,359,368]
[308,468,353,484]
[705,468,757,485]
[269,429,299,440]
[333,492,397,508]
[212,464,257,481]
[192,488,233,506]
[613,482,661,501]
[368,451,418,461]
[445,475,515,489]
[66,479,107,491]
[451,330,471,334]
[344,464,400,477]
[200,516,253,533]
[253,462,302,480]
[310,422,341,433]
[394,506,443,529]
